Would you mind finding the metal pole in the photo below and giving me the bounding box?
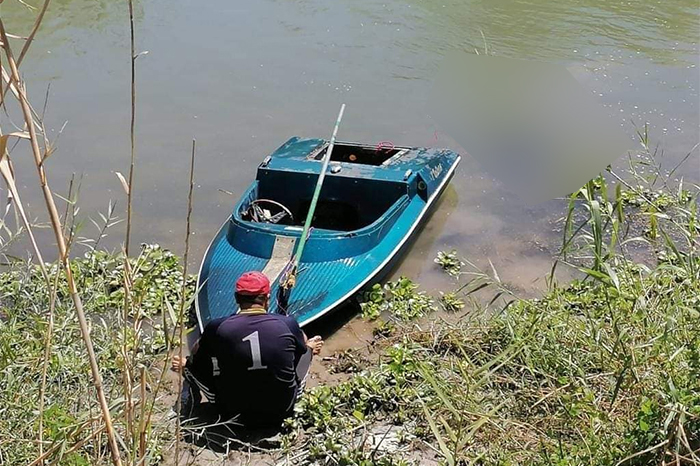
[292,103,346,266]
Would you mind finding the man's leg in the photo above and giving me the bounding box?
[180,376,202,418]
[295,349,313,398]
[181,368,219,419]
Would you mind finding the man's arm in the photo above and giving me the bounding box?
[171,318,225,373]
[285,316,324,356]
[171,339,199,372]
[305,334,323,355]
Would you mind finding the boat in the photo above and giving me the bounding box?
[195,136,460,330]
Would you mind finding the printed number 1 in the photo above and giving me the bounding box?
[242,331,267,370]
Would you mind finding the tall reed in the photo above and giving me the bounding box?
[125,0,137,257]
[175,139,196,465]
[0,18,123,466]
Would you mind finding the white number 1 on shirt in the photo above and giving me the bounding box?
[242,331,267,370]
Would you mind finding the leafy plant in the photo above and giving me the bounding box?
[439,292,465,313]
[360,277,436,322]
[435,250,462,277]
[0,245,192,464]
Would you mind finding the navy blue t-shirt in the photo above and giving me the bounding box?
[188,312,307,421]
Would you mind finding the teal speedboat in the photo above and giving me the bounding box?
[195,137,460,330]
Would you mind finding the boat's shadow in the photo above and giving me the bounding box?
[303,298,362,339]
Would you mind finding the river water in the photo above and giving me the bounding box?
[3,0,699,299]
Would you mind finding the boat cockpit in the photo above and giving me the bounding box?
[240,143,409,232]
[241,174,406,231]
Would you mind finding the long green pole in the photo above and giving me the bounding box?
[293,103,346,267]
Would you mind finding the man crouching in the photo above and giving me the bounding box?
[172,271,323,426]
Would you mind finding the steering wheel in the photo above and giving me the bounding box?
[246,199,294,224]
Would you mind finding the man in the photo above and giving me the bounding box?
[172,271,323,426]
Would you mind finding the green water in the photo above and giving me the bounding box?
[2,0,698,292]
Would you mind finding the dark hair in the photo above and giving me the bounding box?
[235,292,268,307]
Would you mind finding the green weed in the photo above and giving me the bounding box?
[360,277,436,322]
[0,244,194,464]
[435,249,462,277]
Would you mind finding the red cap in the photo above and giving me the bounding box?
[235,271,271,295]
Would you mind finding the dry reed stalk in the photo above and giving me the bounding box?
[122,3,138,454]
[175,139,196,465]
[0,63,47,132]
[28,427,107,466]
[27,416,106,466]
[138,365,147,463]
[0,144,49,283]
[0,20,123,466]
[120,143,198,464]
[45,425,106,466]
[140,300,187,448]
[125,0,136,256]
[119,252,152,463]
[61,175,77,250]
[37,270,61,466]
[119,249,135,461]
[121,365,134,453]
[141,299,192,457]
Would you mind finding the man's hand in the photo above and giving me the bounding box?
[306,335,324,355]
[171,355,186,373]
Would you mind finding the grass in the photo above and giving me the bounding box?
[0,244,195,465]
[276,145,699,465]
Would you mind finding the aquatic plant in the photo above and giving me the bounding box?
[359,283,384,321]
[434,249,462,277]
[360,277,436,322]
[439,291,465,313]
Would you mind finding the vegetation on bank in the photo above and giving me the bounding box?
[287,262,698,465]
[279,148,699,465]
[0,245,195,465]
[0,141,697,465]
